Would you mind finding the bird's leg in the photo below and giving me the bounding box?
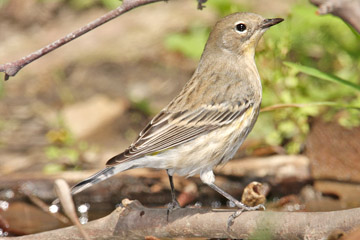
[166,170,180,219]
[207,182,265,226]
[168,172,181,209]
[208,182,265,211]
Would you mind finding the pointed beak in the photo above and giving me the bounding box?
[261,18,284,29]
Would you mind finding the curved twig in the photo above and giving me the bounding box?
[0,0,165,81]
[310,0,360,33]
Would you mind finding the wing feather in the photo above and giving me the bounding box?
[106,101,252,166]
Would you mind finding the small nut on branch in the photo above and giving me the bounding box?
[241,181,268,207]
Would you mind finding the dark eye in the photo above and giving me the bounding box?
[235,23,247,32]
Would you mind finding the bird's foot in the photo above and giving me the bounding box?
[236,202,265,211]
[227,209,244,227]
[227,202,265,227]
[166,199,181,221]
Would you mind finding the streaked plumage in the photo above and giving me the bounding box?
[53,12,283,211]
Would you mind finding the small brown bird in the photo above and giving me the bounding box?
[53,12,283,212]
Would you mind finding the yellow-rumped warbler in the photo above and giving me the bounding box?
[53,13,283,212]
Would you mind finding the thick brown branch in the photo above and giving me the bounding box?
[0,0,165,81]
[4,199,360,240]
[310,0,360,33]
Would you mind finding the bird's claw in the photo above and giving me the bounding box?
[166,199,181,221]
[227,203,265,228]
[227,209,244,227]
[240,203,266,211]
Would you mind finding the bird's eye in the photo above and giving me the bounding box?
[235,23,247,33]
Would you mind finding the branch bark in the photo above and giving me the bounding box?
[0,0,165,81]
[310,0,360,33]
[4,199,360,240]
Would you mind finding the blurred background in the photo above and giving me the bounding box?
[0,0,359,236]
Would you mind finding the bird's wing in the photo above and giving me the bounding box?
[106,100,253,166]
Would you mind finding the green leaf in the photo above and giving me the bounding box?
[43,163,65,174]
[284,62,360,91]
[345,22,360,41]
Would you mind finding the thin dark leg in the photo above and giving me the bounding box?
[166,170,180,219]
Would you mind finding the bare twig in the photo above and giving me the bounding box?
[309,0,360,33]
[0,0,165,81]
[54,179,90,240]
[27,194,69,224]
[4,199,360,240]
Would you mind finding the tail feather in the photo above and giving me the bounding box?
[52,162,133,205]
[71,167,116,195]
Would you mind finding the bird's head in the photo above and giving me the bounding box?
[205,12,283,57]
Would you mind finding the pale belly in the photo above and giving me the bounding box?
[140,105,260,177]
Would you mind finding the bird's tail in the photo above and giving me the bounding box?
[52,162,133,205]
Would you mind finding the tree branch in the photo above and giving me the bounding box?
[4,199,360,240]
[0,0,165,81]
[310,0,360,33]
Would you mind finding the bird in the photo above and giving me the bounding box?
[53,12,283,213]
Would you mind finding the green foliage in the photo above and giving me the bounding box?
[131,98,154,117]
[43,163,66,174]
[164,0,360,153]
[68,0,120,10]
[345,22,360,41]
[68,0,94,10]
[255,3,360,152]
[44,122,89,172]
[45,128,79,164]
[165,25,209,60]
[0,0,9,8]
[164,0,246,60]
[45,145,80,163]
[100,0,120,9]
[284,62,360,91]
[206,0,245,16]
